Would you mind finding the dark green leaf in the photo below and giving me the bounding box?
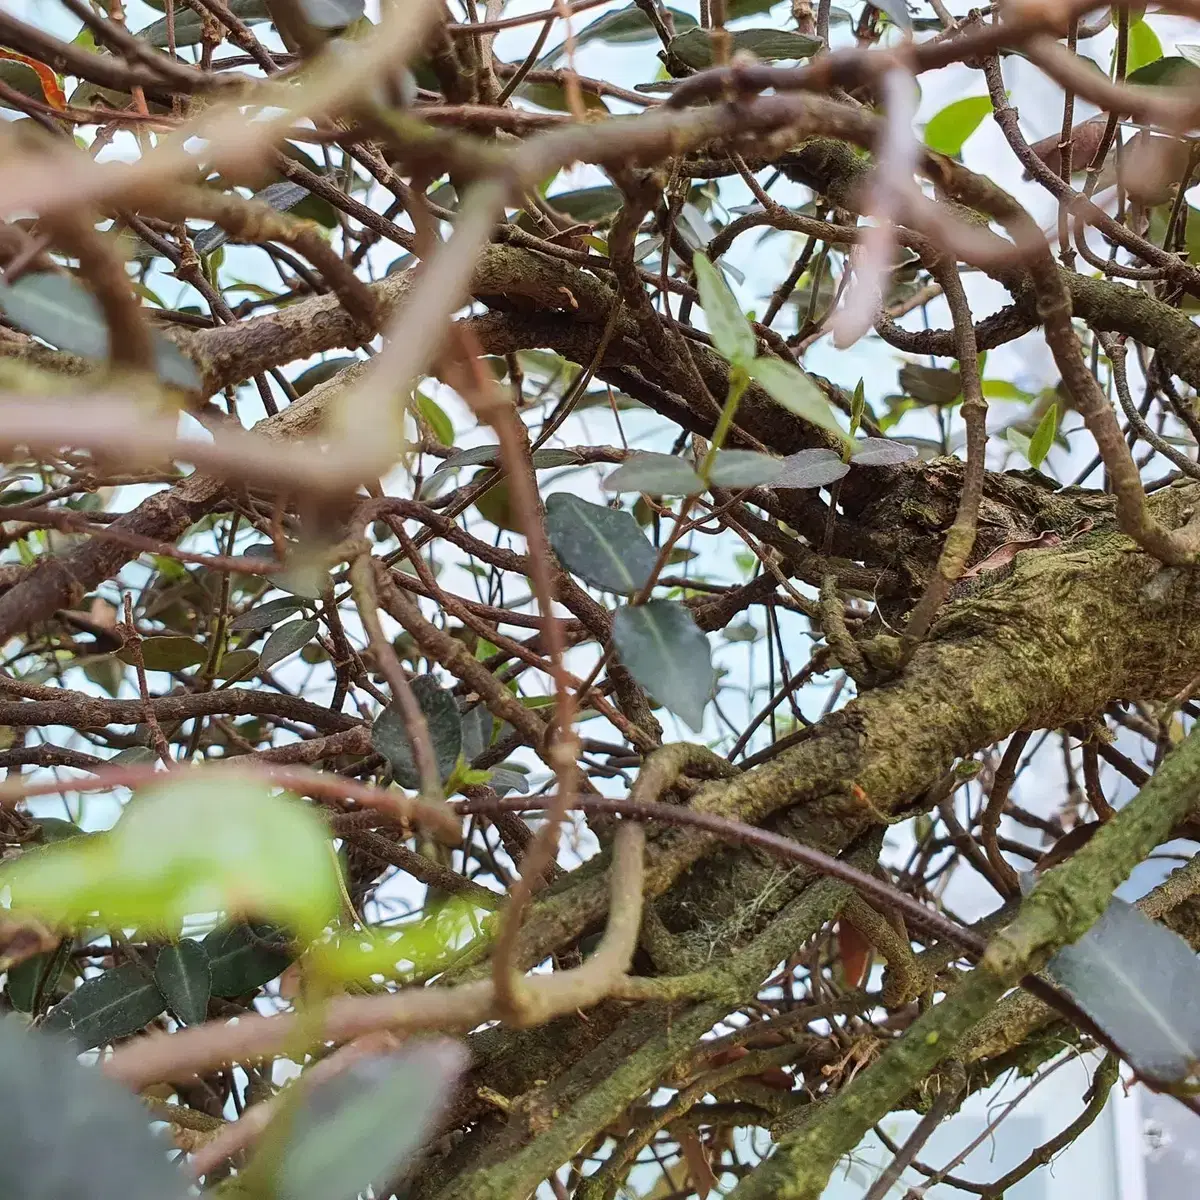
[259,618,320,671]
[229,596,305,632]
[545,494,657,594]
[211,648,260,679]
[0,1019,188,1200]
[33,816,86,842]
[1027,403,1058,469]
[898,362,962,406]
[923,95,992,157]
[489,766,530,796]
[193,181,310,254]
[204,923,292,997]
[693,251,756,365]
[41,963,166,1050]
[459,704,494,765]
[1127,55,1200,88]
[545,186,624,224]
[6,950,63,1013]
[137,0,269,46]
[291,357,358,396]
[707,449,783,488]
[277,1041,467,1200]
[849,438,918,467]
[747,357,844,436]
[372,676,462,789]
[668,27,821,69]
[1046,899,1200,1084]
[611,601,715,732]
[775,448,850,489]
[541,2,695,65]
[154,940,211,1026]
[0,273,201,391]
[602,452,704,497]
[120,635,207,671]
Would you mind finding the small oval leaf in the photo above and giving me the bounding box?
[259,618,320,671]
[775,449,851,489]
[849,438,918,467]
[747,357,844,437]
[120,636,207,672]
[372,676,462,790]
[154,939,211,1026]
[707,449,784,489]
[602,452,704,497]
[924,95,993,157]
[229,596,306,632]
[41,963,167,1050]
[545,494,657,595]
[203,923,292,998]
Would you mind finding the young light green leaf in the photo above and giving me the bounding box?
[849,438,919,467]
[41,963,168,1050]
[706,450,784,489]
[611,601,715,732]
[775,449,850,489]
[203,923,292,998]
[277,1040,468,1200]
[1027,402,1058,469]
[849,378,865,437]
[545,494,657,595]
[0,273,201,391]
[1005,427,1033,460]
[372,676,462,790]
[923,96,993,157]
[0,1019,189,1200]
[259,618,320,672]
[1124,18,1163,76]
[602,452,705,497]
[692,251,756,366]
[154,939,211,1026]
[747,356,845,437]
[416,393,454,445]
[1046,899,1200,1084]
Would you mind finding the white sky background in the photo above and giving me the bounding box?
[4,3,1200,1192]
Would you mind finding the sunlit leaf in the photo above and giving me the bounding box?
[747,357,844,436]
[372,676,462,790]
[154,939,210,1026]
[276,1041,468,1200]
[42,964,167,1050]
[416,393,454,445]
[611,601,715,732]
[923,96,992,157]
[1027,403,1058,469]
[693,251,756,366]
[602,452,705,497]
[706,449,784,488]
[849,438,918,467]
[774,448,850,489]
[0,1020,188,1199]
[545,494,657,595]
[1124,18,1163,76]
[0,273,201,391]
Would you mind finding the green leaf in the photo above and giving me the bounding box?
[259,618,320,671]
[211,648,260,679]
[0,273,201,391]
[923,95,992,157]
[489,766,530,796]
[545,494,657,595]
[119,635,207,672]
[602,452,705,497]
[0,1019,188,1200]
[229,596,305,632]
[154,939,211,1026]
[516,80,609,114]
[137,0,269,46]
[1027,403,1058,469]
[747,357,844,436]
[898,362,962,406]
[849,379,865,437]
[372,676,462,790]
[692,251,756,366]
[1127,55,1200,89]
[1046,899,1200,1084]
[42,963,167,1050]
[5,776,340,940]
[417,393,454,445]
[849,438,919,467]
[541,2,695,64]
[203,923,292,998]
[1124,18,1163,76]
[667,27,821,70]
[611,601,715,732]
[6,948,65,1013]
[193,181,311,254]
[981,378,1033,402]
[459,704,494,765]
[544,186,625,225]
[706,449,784,488]
[1005,427,1033,460]
[276,1041,467,1200]
[775,448,850,489]
[291,357,358,397]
